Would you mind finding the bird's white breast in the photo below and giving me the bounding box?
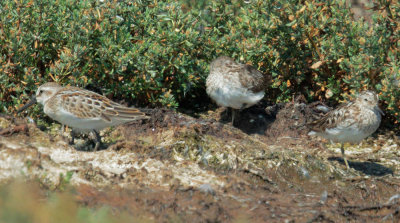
[206,72,264,109]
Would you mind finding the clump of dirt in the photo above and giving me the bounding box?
[265,96,330,139]
[125,108,242,140]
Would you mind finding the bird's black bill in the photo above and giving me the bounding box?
[17,96,37,113]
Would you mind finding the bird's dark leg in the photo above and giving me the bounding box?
[340,143,350,169]
[92,130,102,152]
[232,104,247,126]
[231,108,236,125]
[69,129,76,145]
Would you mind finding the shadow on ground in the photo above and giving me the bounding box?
[328,157,394,176]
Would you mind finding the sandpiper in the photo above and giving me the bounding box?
[308,90,383,169]
[206,56,271,124]
[17,82,149,151]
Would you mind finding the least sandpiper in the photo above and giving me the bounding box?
[206,56,270,124]
[308,90,383,169]
[17,82,149,151]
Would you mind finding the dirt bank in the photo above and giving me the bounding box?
[0,100,399,222]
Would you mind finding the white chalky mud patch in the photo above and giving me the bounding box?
[0,149,29,180]
[0,132,227,189]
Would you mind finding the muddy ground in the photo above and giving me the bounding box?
[0,98,399,222]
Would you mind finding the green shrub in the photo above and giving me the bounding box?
[0,0,399,124]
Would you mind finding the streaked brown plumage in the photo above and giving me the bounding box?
[18,82,149,151]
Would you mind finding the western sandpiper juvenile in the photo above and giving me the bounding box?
[308,90,383,169]
[206,56,270,124]
[17,82,149,151]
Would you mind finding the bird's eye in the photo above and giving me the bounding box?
[364,98,368,102]
[39,90,44,95]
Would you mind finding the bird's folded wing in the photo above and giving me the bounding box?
[59,89,148,123]
[308,102,356,131]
